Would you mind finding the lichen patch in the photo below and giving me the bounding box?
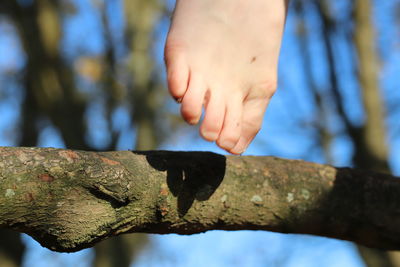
[287,193,294,203]
[220,194,227,203]
[301,189,310,200]
[5,189,15,198]
[251,195,263,205]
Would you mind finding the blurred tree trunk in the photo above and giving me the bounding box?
[0,229,24,267]
[8,0,89,150]
[352,0,400,266]
[313,0,398,266]
[292,0,333,162]
[126,0,164,150]
[296,0,399,266]
[93,235,148,267]
[352,0,389,173]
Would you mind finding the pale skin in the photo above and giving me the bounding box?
[165,0,288,154]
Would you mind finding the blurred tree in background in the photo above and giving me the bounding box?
[0,0,399,266]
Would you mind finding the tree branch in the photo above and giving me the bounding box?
[0,147,399,252]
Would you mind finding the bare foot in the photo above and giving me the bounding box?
[165,0,288,154]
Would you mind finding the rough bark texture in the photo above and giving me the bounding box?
[0,147,399,252]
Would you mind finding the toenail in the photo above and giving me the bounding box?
[231,147,245,155]
[219,140,236,150]
[188,118,199,125]
[202,131,219,141]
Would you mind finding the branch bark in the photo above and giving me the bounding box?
[0,147,399,252]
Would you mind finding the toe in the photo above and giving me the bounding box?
[180,74,206,125]
[164,43,189,101]
[217,95,243,152]
[230,98,269,154]
[200,90,225,141]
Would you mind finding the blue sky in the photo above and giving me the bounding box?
[0,0,399,266]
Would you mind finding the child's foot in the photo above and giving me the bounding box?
[165,0,287,154]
